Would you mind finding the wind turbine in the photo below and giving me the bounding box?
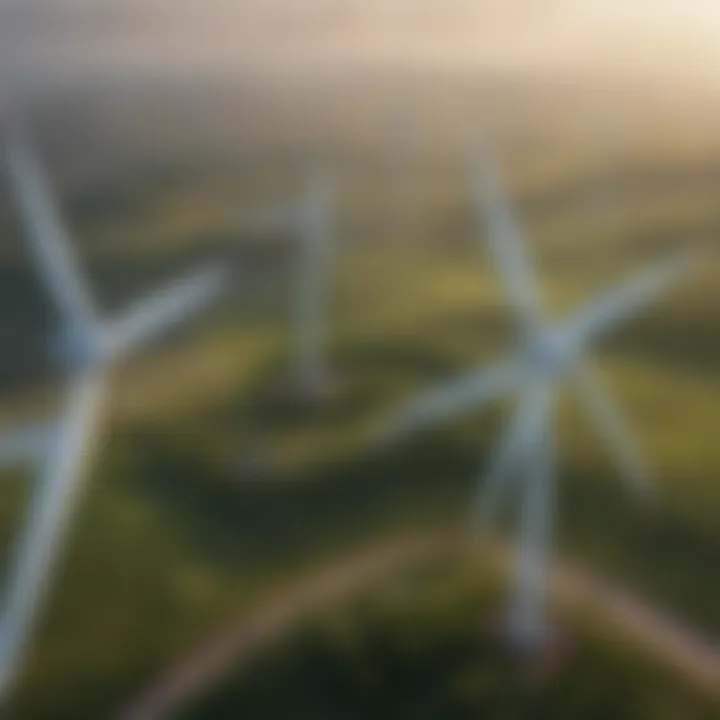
[0,130,227,696]
[378,148,696,649]
[247,168,336,401]
[292,168,336,400]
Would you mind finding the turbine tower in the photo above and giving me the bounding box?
[0,130,227,696]
[292,167,335,399]
[247,168,336,401]
[379,148,696,649]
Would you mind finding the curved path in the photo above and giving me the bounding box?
[118,532,456,720]
[118,531,720,719]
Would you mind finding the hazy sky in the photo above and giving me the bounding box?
[2,1,720,89]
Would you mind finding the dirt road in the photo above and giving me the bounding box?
[118,531,720,719]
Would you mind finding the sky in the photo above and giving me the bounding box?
[1,1,720,90]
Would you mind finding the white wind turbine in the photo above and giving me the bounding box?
[379,148,696,648]
[248,168,336,399]
[0,130,227,696]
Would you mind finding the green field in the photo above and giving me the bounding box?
[0,74,719,717]
[186,552,720,719]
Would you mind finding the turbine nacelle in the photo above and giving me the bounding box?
[521,325,577,379]
[48,325,106,374]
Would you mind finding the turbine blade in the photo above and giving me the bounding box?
[0,372,105,697]
[0,425,52,468]
[470,144,543,327]
[105,263,227,360]
[509,381,556,645]
[5,131,97,334]
[293,170,335,390]
[377,360,518,442]
[564,251,697,349]
[572,361,652,494]
[473,381,551,530]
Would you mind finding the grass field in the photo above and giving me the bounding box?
[186,551,720,719]
[0,73,719,717]
[182,558,717,720]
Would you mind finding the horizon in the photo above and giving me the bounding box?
[2,1,720,94]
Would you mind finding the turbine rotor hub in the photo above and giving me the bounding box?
[524,327,575,377]
[50,326,105,373]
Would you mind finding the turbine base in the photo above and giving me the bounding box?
[491,610,571,681]
[289,371,343,409]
